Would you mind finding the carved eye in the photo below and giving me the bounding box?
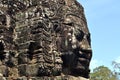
[74,29,84,41]
[63,18,73,26]
[0,29,4,33]
[53,22,61,33]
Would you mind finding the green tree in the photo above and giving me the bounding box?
[90,66,118,80]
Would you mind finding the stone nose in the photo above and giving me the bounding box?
[80,33,91,50]
[79,34,92,60]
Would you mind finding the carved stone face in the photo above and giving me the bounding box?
[0,0,92,79]
[60,12,92,78]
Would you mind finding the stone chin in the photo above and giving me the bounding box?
[61,46,92,78]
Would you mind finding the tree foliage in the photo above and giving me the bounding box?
[90,66,118,80]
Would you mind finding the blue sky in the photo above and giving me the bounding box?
[78,0,120,71]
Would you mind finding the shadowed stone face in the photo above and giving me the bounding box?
[0,0,92,79]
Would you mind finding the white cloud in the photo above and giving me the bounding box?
[115,56,120,63]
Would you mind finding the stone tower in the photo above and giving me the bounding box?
[0,0,92,80]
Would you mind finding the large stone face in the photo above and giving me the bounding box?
[0,0,92,79]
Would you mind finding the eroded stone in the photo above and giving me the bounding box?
[0,0,92,79]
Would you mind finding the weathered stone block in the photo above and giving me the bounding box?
[0,65,8,77]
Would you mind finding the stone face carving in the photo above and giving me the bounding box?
[0,0,92,79]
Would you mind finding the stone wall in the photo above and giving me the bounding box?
[0,0,92,80]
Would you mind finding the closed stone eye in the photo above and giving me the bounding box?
[74,29,84,41]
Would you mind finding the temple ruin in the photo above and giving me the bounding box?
[0,0,92,80]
